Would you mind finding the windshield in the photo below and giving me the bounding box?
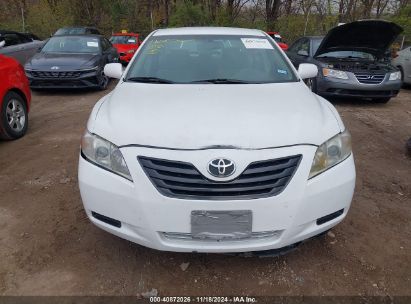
[317,50,375,60]
[125,35,297,84]
[110,35,138,44]
[42,36,100,54]
[312,39,323,55]
[55,28,87,35]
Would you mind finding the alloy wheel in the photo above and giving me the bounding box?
[6,98,26,132]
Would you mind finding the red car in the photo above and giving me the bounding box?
[266,32,288,51]
[109,33,141,64]
[0,54,31,140]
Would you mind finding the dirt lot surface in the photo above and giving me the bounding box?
[0,82,410,296]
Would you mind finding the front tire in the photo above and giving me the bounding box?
[97,68,109,91]
[0,92,28,140]
[305,77,317,93]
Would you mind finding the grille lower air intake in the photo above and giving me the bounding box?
[138,155,301,200]
[354,73,385,84]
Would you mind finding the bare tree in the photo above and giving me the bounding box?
[265,0,281,31]
[226,0,251,23]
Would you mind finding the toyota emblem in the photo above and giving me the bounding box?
[208,158,236,178]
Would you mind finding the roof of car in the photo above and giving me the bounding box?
[153,27,265,37]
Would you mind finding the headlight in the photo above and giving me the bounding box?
[389,71,401,81]
[81,130,132,181]
[127,49,135,54]
[309,129,352,179]
[322,68,349,80]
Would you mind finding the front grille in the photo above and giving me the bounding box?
[30,71,85,78]
[138,155,301,200]
[354,73,385,84]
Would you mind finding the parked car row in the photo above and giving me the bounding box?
[0,21,407,257]
[0,27,144,139]
[0,21,407,143]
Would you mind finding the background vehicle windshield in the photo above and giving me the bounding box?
[312,38,323,54]
[42,36,100,54]
[126,35,297,84]
[55,28,86,35]
[110,36,137,44]
[317,50,375,60]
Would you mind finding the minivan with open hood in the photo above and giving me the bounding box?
[287,20,403,103]
[78,27,356,254]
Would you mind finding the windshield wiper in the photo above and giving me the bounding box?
[190,78,251,84]
[126,77,175,84]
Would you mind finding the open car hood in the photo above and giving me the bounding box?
[314,20,403,58]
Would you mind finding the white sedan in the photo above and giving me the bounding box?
[78,27,355,253]
[392,46,411,85]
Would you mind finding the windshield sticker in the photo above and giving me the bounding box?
[87,41,99,47]
[277,69,287,74]
[128,39,136,43]
[241,38,273,49]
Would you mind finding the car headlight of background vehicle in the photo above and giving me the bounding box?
[81,130,132,181]
[127,49,135,54]
[322,68,349,80]
[389,71,401,81]
[309,129,352,179]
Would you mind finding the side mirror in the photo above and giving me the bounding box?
[0,40,5,48]
[104,63,123,79]
[297,49,309,57]
[298,63,318,80]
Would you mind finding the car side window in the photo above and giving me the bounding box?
[288,39,302,53]
[18,33,32,43]
[299,39,310,55]
[291,38,309,56]
[91,29,100,35]
[2,33,22,46]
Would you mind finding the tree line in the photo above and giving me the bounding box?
[0,0,409,44]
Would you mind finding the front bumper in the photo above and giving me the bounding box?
[26,69,102,89]
[316,73,402,98]
[78,145,356,253]
[119,52,134,64]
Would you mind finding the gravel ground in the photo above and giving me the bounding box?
[0,83,410,296]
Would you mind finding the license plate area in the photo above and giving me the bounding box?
[191,210,252,240]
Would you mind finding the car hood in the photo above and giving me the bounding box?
[25,52,100,70]
[314,20,403,58]
[90,82,342,149]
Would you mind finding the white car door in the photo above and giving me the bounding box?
[402,47,411,84]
